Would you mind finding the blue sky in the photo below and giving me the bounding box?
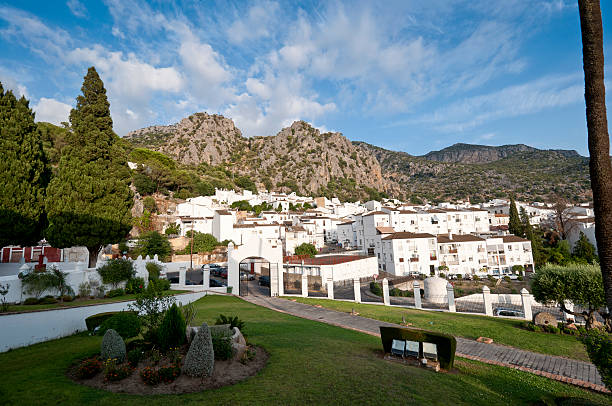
[0,0,610,156]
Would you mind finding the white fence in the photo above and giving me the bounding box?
[0,291,207,352]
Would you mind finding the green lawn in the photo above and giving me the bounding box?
[0,295,607,405]
[287,297,589,362]
[3,290,191,314]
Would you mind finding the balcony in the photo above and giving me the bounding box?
[430,254,437,260]
[410,257,419,262]
[448,248,458,254]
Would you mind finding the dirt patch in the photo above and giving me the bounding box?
[68,346,269,395]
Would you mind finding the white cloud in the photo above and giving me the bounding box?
[415,74,583,133]
[67,0,87,18]
[33,98,72,125]
[227,1,280,44]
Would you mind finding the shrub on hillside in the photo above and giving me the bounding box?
[101,329,126,362]
[125,277,145,294]
[581,329,612,390]
[98,312,141,339]
[157,303,186,351]
[182,323,214,377]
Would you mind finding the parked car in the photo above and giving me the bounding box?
[202,263,222,275]
[219,269,228,279]
[493,307,524,317]
[209,279,227,287]
[258,275,270,287]
[240,272,255,281]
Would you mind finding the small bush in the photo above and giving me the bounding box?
[439,273,446,278]
[212,334,233,360]
[472,275,480,281]
[98,312,141,339]
[140,366,161,385]
[158,364,181,383]
[146,262,162,280]
[157,303,186,351]
[85,311,122,332]
[101,329,126,362]
[215,314,245,331]
[369,281,382,297]
[103,358,132,382]
[503,276,511,283]
[127,348,144,367]
[149,278,170,291]
[517,275,524,281]
[106,288,125,298]
[125,277,145,294]
[40,296,58,304]
[487,275,495,282]
[76,358,103,379]
[97,259,135,289]
[182,322,214,377]
[23,297,40,305]
[581,329,612,390]
[78,281,92,298]
[61,295,74,302]
[544,325,560,334]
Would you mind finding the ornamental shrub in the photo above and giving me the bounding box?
[103,358,131,382]
[215,314,245,331]
[581,329,612,390]
[157,303,186,351]
[125,277,145,294]
[182,322,214,377]
[76,357,103,379]
[140,366,161,385]
[211,328,233,361]
[23,297,39,305]
[106,288,125,298]
[158,364,181,383]
[369,281,382,297]
[101,329,126,362]
[97,259,135,289]
[146,262,161,280]
[127,348,144,367]
[85,311,125,331]
[98,312,141,339]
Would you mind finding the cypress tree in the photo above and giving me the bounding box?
[46,67,133,267]
[508,196,523,237]
[0,83,49,246]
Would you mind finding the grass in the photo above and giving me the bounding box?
[288,297,589,362]
[0,295,608,405]
[3,290,191,314]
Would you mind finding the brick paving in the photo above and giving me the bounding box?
[242,295,609,393]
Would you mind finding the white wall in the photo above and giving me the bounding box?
[0,291,207,352]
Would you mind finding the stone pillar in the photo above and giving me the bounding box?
[178,267,186,286]
[447,283,456,312]
[153,254,158,262]
[327,277,334,300]
[413,281,422,309]
[203,269,210,290]
[301,273,308,297]
[382,278,390,306]
[270,264,279,297]
[482,286,493,316]
[521,288,532,321]
[353,278,361,303]
[563,300,575,322]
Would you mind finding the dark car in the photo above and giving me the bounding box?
[493,307,524,317]
[202,263,222,275]
[240,271,255,281]
[219,268,228,279]
[209,279,226,287]
[258,275,270,287]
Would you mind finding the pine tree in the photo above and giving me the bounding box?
[520,207,543,269]
[518,207,530,238]
[508,197,523,237]
[0,84,49,246]
[572,232,598,264]
[46,67,133,267]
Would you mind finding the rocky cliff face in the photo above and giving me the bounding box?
[423,143,580,164]
[126,115,394,197]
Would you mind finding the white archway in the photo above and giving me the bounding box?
[227,236,283,296]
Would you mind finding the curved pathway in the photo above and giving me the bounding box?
[242,295,608,394]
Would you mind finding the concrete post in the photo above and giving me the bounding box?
[521,288,532,321]
[382,278,390,306]
[278,265,284,296]
[301,273,308,297]
[413,281,422,309]
[327,277,334,300]
[563,300,575,322]
[270,264,279,297]
[447,283,456,312]
[353,278,361,303]
[203,269,210,289]
[178,266,186,286]
[482,286,493,316]
[153,254,158,262]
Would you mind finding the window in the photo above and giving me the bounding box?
[399,258,404,262]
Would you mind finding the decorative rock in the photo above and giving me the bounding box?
[476,336,494,344]
[101,329,126,362]
[565,323,578,330]
[423,277,448,304]
[533,311,557,326]
[183,322,214,377]
[232,342,247,360]
[232,327,246,346]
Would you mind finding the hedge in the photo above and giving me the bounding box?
[85,311,136,332]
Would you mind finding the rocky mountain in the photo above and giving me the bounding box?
[356,142,591,203]
[422,143,581,164]
[126,114,394,201]
[124,112,591,203]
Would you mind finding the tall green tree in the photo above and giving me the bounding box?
[508,196,523,237]
[46,67,133,267]
[0,84,49,246]
[573,232,598,264]
[578,0,612,331]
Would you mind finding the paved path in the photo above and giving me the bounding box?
[242,295,608,393]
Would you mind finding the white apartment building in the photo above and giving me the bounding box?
[437,234,488,275]
[378,232,438,276]
[567,217,597,253]
[486,235,534,273]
